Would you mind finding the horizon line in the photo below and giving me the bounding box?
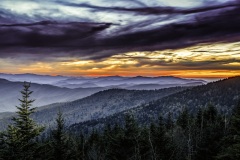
[0,72,231,79]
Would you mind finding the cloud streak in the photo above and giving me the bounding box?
[0,0,239,60]
[0,0,240,77]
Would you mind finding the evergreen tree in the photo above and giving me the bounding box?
[0,82,44,160]
[86,129,104,159]
[50,110,69,160]
[75,133,86,160]
[106,123,125,160]
[177,107,190,130]
[217,101,240,160]
[195,105,224,160]
[196,108,203,130]
[166,112,174,131]
[203,103,218,124]
[122,114,141,159]
[101,124,112,158]
[151,115,172,160]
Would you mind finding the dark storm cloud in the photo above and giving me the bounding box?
[0,0,240,61]
[58,1,239,15]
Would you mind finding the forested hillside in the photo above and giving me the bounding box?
[33,87,187,127]
[0,87,187,130]
[70,76,240,132]
[1,80,240,160]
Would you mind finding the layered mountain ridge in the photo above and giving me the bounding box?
[69,76,240,132]
[0,73,206,112]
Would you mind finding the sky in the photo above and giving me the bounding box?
[0,0,240,78]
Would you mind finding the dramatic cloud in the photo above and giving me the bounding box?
[0,0,240,77]
[1,42,239,78]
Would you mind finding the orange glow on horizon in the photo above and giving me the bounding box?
[1,69,239,79]
[0,42,240,79]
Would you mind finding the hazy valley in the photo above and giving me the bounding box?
[0,73,206,112]
[0,74,238,132]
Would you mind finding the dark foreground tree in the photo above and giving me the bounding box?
[50,110,70,160]
[0,82,44,160]
[217,101,240,160]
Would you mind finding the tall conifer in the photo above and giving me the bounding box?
[1,82,44,160]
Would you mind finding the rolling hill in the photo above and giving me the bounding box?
[34,87,187,127]
[0,78,104,112]
[69,76,240,133]
[0,87,187,130]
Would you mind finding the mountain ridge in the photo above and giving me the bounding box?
[0,87,188,130]
[0,73,207,89]
[0,78,105,112]
[69,76,240,132]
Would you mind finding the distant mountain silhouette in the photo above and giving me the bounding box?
[0,78,104,112]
